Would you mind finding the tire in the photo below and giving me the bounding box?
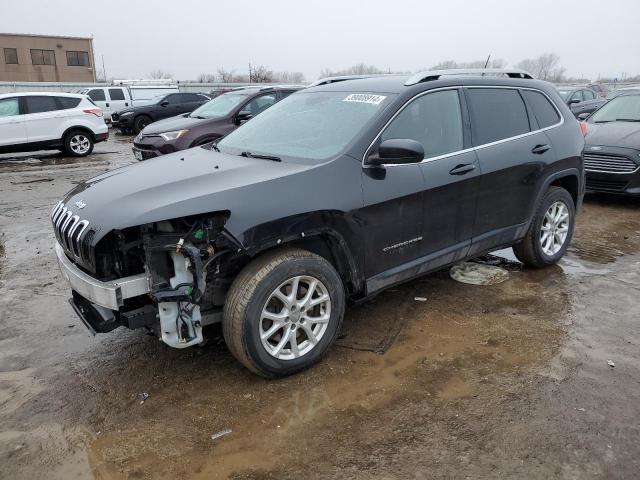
[133,115,152,134]
[223,248,345,378]
[513,186,575,268]
[63,130,94,157]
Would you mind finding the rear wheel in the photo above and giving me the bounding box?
[223,248,345,378]
[63,130,94,157]
[513,186,575,267]
[133,115,152,134]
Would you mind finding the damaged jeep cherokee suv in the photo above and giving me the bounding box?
[52,69,584,377]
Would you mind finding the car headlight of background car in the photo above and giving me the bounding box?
[159,130,189,141]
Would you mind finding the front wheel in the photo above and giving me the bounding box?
[133,115,152,134]
[513,186,575,267]
[64,130,94,157]
[223,248,345,378]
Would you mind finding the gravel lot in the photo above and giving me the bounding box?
[0,135,639,479]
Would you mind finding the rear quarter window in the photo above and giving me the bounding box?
[522,90,561,129]
[87,89,106,102]
[57,97,81,109]
[466,88,531,145]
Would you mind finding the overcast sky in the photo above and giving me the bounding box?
[2,0,638,81]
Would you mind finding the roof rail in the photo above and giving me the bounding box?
[404,68,534,86]
[310,74,400,87]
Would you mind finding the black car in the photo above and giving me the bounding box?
[582,94,640,195]
[557,86,607,118]
[51,69,584,377]
[132,86,299,160]
[111,92,210,134]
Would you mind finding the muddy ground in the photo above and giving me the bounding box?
[0,136,638,479]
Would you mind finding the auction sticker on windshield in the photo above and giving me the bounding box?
[343,94,387,105]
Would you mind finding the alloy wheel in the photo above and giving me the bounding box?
[69,134,91,155]
[259,275,331,360]
[540,200,570,256]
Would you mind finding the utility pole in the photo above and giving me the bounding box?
[101,54,107,83]
[248,63,252,83]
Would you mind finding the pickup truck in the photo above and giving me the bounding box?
[78,85,180,120]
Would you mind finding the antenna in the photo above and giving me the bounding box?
[483,54,491,69]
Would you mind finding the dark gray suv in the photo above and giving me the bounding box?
[52,69,585,377]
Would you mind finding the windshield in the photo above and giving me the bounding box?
[589,95,640,123]
[557,90,573,101]
[217,91,393,163]
[189,93,247,119]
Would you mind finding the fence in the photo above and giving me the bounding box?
[0,81,278,94]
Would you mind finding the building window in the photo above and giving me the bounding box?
[31,49,56,65]
[66,50,90,67]
[4,48,18,64]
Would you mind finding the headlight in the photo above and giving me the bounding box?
[160,129,189,141]
[120,111,134,117]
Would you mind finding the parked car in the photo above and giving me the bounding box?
[79,84,179,120]
[0,92,108,157]
[582,93,640,195]
[51,69,584,377]
[587,83,609,98]
[111,92,210,134]
[132,86,300,160]
[557,86,607,117]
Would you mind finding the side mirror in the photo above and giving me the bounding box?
[577,112,590,121]
[160,100,169,107]
[366,139,424,166]
[236,110,253,124]
[568,98,581,105]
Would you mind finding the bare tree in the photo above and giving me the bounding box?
[196,73,216,83]
[319,64,384,78]
[248,64,274,83]
[147,69,173,80]
[217,68,236,83]
[516,53,565,81]
[429,58,507,70]
[273,71,305,84]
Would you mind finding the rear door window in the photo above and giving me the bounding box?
[381,89,464,159]
[583,89,595,101]
[108,88,126,101]
[87,89,106,102]
[521,90,561,129]
[57,97,81,109]
[0,97,20,117]
[569,90,583,103]
[243,93,278,115]
[466,88,531,145]
[25,96,59,114]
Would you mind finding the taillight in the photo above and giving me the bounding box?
[579,121,588,136]
[83,108,103,117]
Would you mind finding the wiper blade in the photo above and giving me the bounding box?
[594,120,613,123]
[240,151,281,162]
[615,118,640,122]
[211,143,220,152]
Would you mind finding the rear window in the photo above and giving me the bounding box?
[522,90,561,129]
[466,88,530,145]
[57,97,81,109]
[25,96,59,114]
[87,89,106,102]
[109,88,125,101]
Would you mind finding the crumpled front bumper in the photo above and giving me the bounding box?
[55,242,150,310]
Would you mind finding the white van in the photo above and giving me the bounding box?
[79,84,180,120]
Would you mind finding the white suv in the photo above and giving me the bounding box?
[0,92,109,157]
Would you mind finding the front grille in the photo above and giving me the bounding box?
[51,201,92,265]
[111,113,119,121]
[585,178,629,192]
[583,152,639,174]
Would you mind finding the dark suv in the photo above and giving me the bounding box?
[111,92,210,134]
[52,69,584,378]
[132,86,299,160]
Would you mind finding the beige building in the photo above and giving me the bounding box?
[0,33,96,82]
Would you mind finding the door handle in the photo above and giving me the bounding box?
[449,163,476,175]
[531,144,550,155]
[125,102,129,106]
[106,103,110,107]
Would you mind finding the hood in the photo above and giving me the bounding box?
[62,148,310,244]
[141,114,211,135]
[585,121,640,150]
